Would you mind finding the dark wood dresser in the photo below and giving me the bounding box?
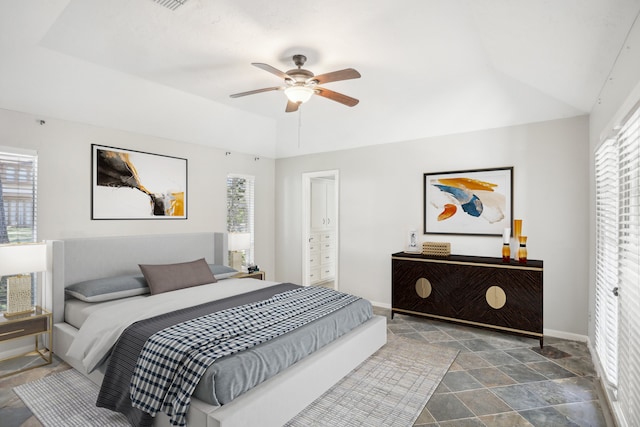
[391,252,544,346]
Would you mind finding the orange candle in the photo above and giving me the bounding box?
[518,235,528,264]
[514,219,522,238]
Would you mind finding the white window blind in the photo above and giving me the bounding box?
[0,149,38,311]
[226,174,255,265]
[617,105,640,427]
[594,137,619,389]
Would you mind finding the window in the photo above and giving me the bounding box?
[616,104,640,427]
[594,138,619,388]
[0,148,38,311]
[594,103,640,427]
[226,174,255,267]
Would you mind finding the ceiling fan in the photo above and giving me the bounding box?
[230,54,361,113]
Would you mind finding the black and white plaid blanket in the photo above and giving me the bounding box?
[129,286,360,426]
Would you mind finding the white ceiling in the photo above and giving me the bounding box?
[1,0,639,158]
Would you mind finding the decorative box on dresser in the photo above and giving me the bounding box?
[391,252,544,347]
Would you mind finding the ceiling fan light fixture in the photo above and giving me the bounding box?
[285,85,314,104]
[230,55,361,112]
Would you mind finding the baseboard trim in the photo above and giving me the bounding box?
[0,342,37,361]
[371,301,390,309]
[373,304,589,344]
[543,328,588,343]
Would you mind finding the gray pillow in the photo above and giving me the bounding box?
[66,275,149,302]
[139,258,217,295]
[208,264,238,280]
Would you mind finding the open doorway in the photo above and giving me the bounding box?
[302,170,339,289]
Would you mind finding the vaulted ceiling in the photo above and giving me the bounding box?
[1,1,639,158]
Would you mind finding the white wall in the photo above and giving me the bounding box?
[0,107,592,341]
[0,107,276,271]
[276,115,590,336]
[0,107,277,358]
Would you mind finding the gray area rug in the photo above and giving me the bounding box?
[13,369,127,427]
[14,336,457,427]
[286,335,458,426]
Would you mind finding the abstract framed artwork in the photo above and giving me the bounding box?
[423,167,513,236]
[91,144,187,220]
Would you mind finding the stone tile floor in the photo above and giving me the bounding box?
[0,351,70,427]
[374,307,615,427]
[1,308,616,427]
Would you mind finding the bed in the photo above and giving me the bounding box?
[48,233,387,427]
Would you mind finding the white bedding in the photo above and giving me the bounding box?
[52,233,388,427]
[66,278,282,373]
[65,297,146,329]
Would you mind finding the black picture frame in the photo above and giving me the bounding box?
[423,166,513,236]
[91,144,188,220]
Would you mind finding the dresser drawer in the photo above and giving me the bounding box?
[0,317,48,342]
[320,232,334,242]
[309,253,321,268]
[309,267,321,284]
[320,250,334,265]
[320,241,333,251]
[320,265,335,280]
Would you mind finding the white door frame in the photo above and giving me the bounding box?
[302,170,339,288]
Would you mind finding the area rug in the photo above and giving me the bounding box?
[13,369,128,427]
[14,335,457,427]
[285,335,458,426]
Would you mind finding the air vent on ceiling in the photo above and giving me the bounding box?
[153,0,189,10]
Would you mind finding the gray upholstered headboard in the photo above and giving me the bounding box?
[48,232,227,324]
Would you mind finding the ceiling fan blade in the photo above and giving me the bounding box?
[310,68,361,85]
[315,87,359,107]
[229,87,282,98]
[252,63,293,82]
[285,100,300,113]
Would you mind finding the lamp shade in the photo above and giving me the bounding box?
[228,233,251,251]
[284,85,314,104]
[0,243,48,276]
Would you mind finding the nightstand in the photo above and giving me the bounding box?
[0,306,52,378]
[232,271,266,280]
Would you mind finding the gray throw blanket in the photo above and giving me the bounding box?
[97,283,300,427]
[129,286,360,426]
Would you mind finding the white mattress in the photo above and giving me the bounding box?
[65,296,147,329]
[63,277,268,329]
[67,278,287,373]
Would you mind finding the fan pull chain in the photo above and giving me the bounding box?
[298,108,303,148]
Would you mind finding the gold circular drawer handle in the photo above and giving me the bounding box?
[486,286,507,309]
[415,278,432,299]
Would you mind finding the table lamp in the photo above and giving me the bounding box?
[0,242,47,317]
